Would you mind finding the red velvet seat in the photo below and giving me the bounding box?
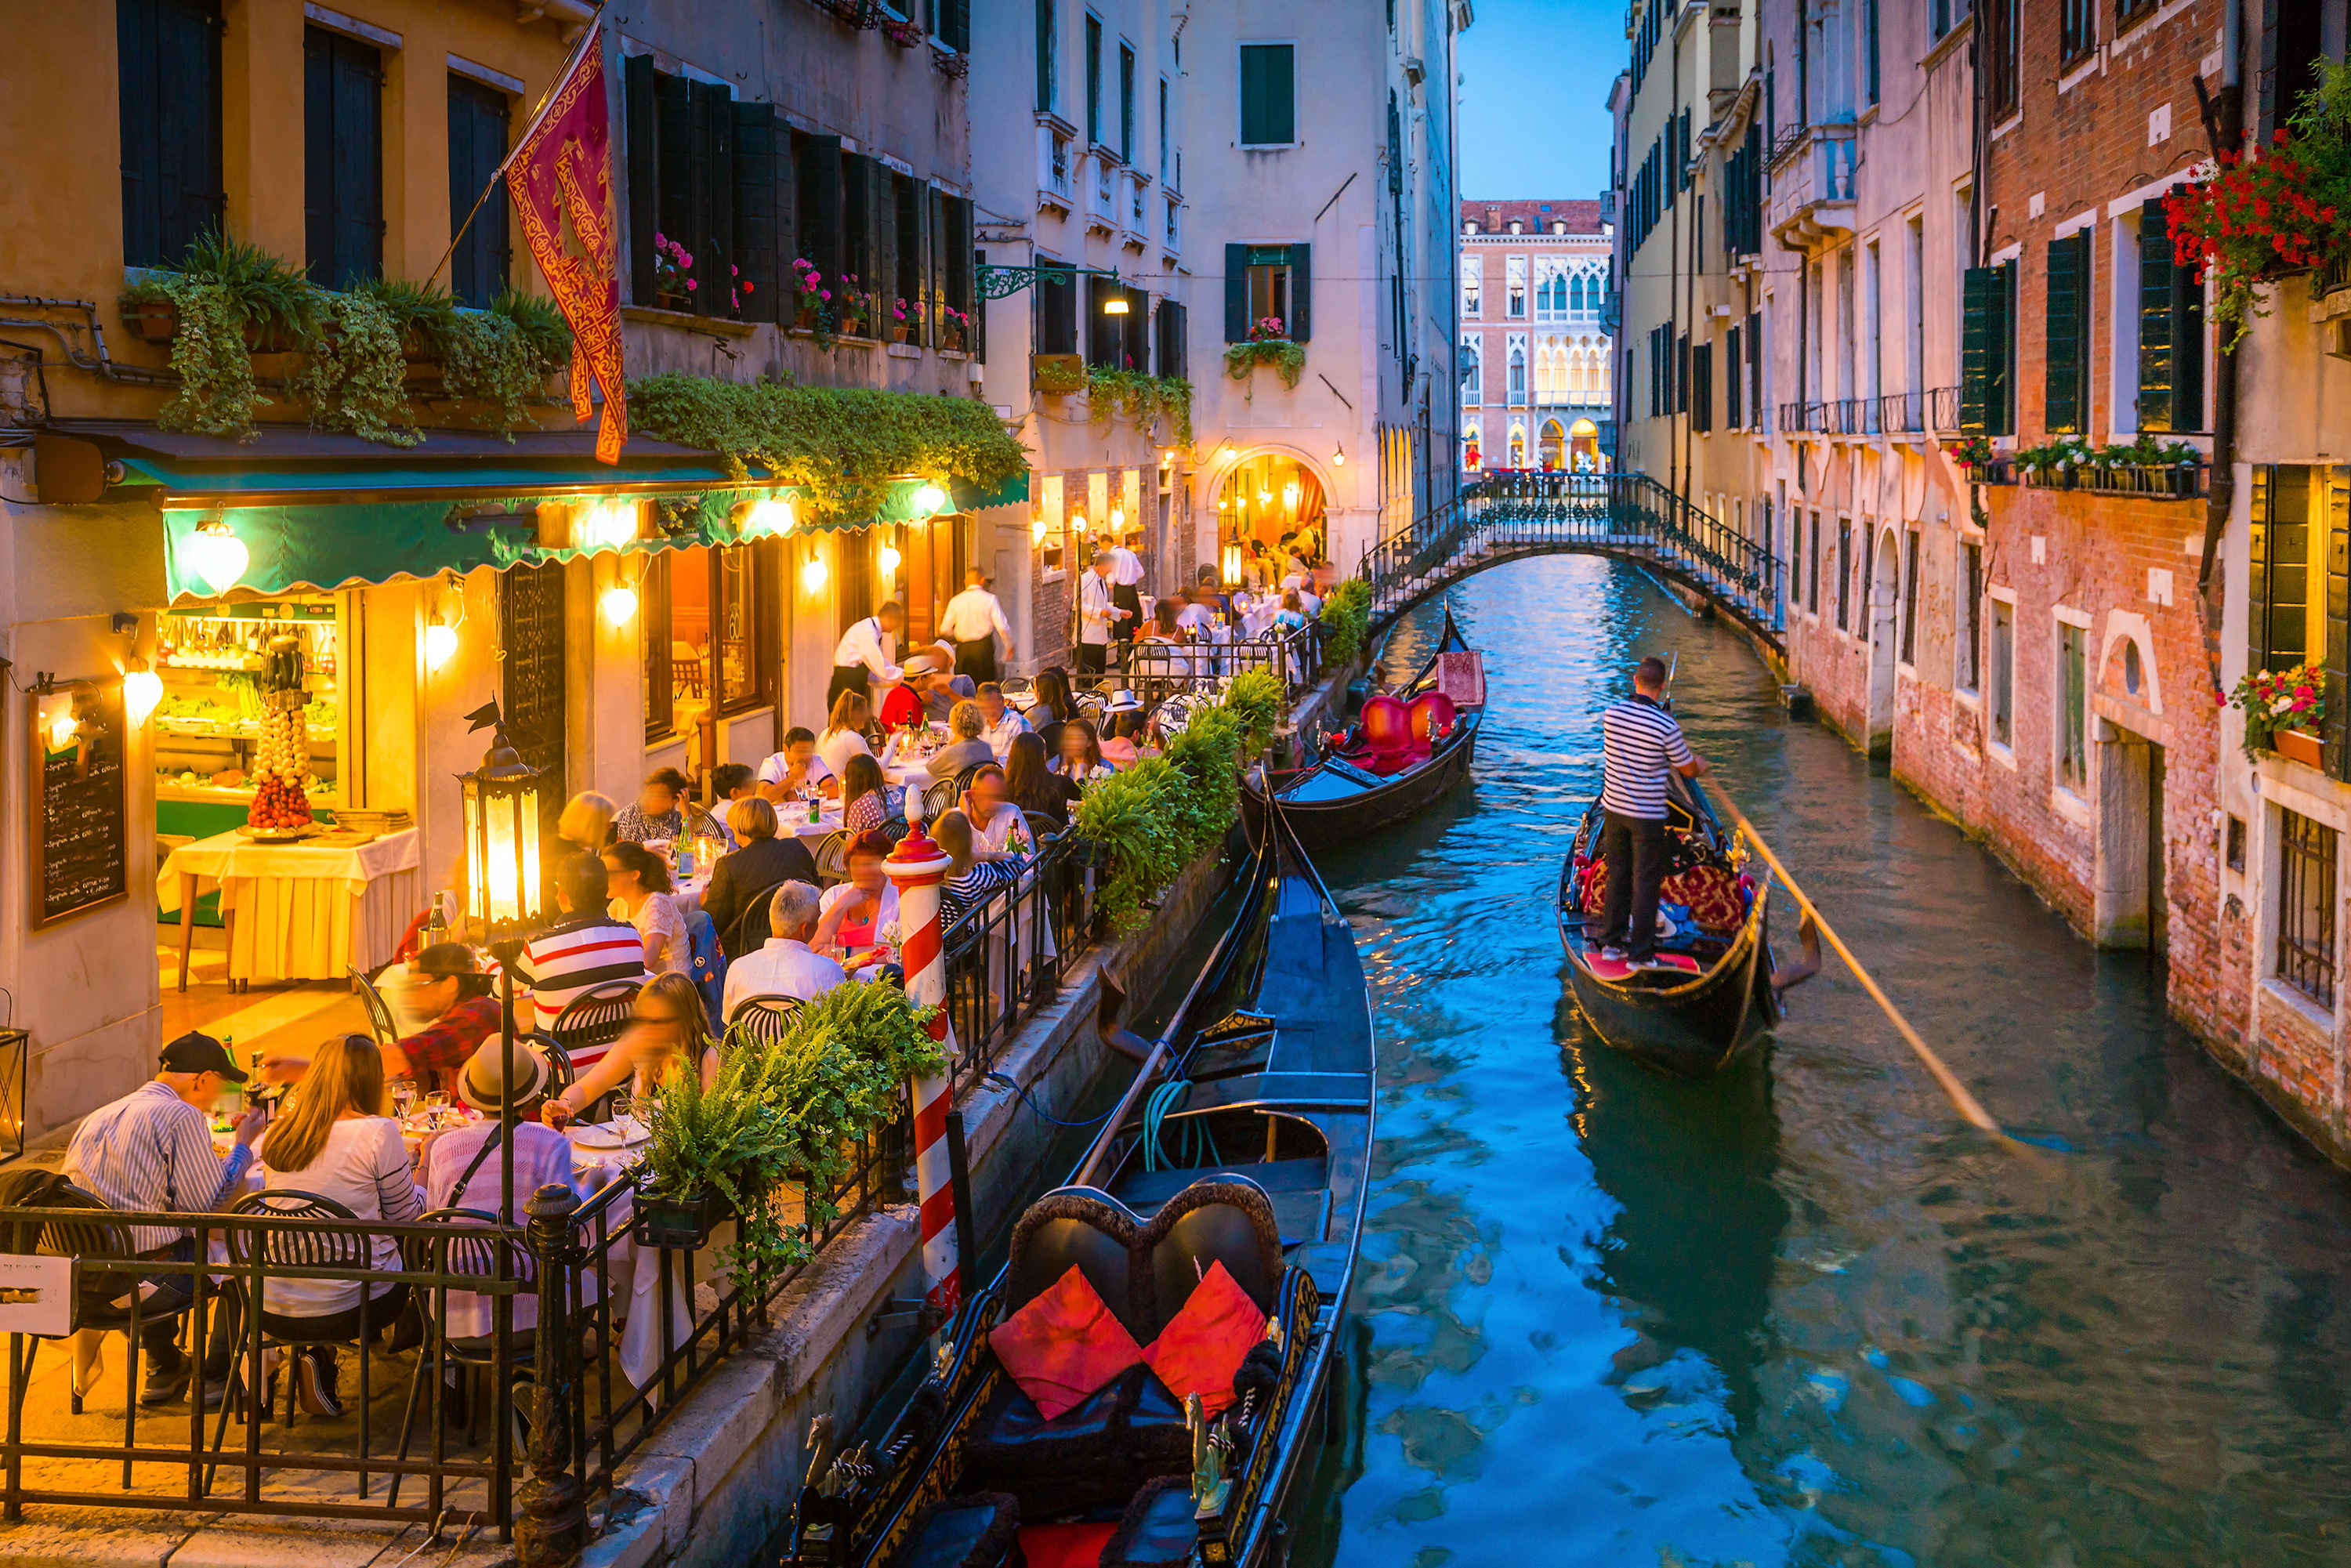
[1342,694,1412,771]
[1404,693,1457,760]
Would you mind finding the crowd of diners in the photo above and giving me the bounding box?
[51,543,1342,1424]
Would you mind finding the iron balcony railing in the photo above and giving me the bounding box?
[1876,390,1927,433]
[1926,385,1964,431]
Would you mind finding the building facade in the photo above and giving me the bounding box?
[1458,198,1614,474]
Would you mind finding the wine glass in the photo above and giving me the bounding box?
[424,1089,451,1128]
[609,1092,636,1132]
[391,1078,417,1121]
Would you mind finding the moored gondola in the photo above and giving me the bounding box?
[785,795,1374,1566]
[1239,609,1483,851]
[1556,773,1779,1075]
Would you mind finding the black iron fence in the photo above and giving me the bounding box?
[940,828,1096,1092]
[1121,621,1324,713]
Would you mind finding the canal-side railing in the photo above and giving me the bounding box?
[1359,473,1784,643]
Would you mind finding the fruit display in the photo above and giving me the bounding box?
[247,634,315,833]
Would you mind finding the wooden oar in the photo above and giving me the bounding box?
[1702,777,2008,1139]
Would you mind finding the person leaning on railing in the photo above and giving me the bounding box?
[61,1031,270,1408]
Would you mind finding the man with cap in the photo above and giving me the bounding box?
[878,651,945,730]
[382,942,502,1090]
[63,1032,270,1406]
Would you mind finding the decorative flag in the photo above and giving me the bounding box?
[506,26,626,463]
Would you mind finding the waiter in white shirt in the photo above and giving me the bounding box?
[830,600,906,708]
[1077,554,1127,674]
[938,568,1014,683]
[1108,530,1147,663]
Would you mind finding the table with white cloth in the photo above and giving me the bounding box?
[672,807,850,924]
[160,827,422,993]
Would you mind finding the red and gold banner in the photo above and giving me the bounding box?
[508,27,626,463]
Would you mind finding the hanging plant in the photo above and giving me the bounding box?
[1082,368,1194,445]
[1033,355,1087,394]
[121,230,316,439]
[1223,337,1305,389]
[295,286,420,447]
[436,302,570,439]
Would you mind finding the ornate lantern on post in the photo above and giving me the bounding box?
[456,701,544,1223]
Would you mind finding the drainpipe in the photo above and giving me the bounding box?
[2195,0,2242,695]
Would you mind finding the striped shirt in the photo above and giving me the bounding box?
[1599,694,1695,820]
[517,914,648,1054]
[63,1081,254,1252]
[943,856,1027,925]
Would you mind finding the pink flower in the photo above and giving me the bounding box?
[730,264,739,275]
[654,231,666,247]
[685,279,697,291]
[821,290,831,300]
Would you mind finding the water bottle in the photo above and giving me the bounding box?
[808,790,821,825]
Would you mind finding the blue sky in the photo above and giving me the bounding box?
[1457,0,1625,202]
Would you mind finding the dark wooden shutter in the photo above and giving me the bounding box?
[303,24,384,288]
[1961,264,1998,434]
[2139,200,2175,432]
[1036,0,1054,111]
[874,170,899,335]
[1269,45,1296,143]
[948,194,973,317]
[118,0,225,269]
[1288,241,1312,342]
[1034,255,1076,353]
[2329,467,2350,779]
[1123,286,1149,370]
[625,53,657,306]
[798,134,842,287]
[1156,298,1187,378]
[776,128,799,274]
[2043,230,2088,434]
[942,0,971,54]
[654,70,695,303]
[732,101,778,323]
[926,186,948,344]
[1086,273,1116,368]
[1725,326,1742,428]
[447,75,512,308]
[1224,242,1249,341]
[2168,190,2205,430]
[694,81,734,318]
[842,152,876,311]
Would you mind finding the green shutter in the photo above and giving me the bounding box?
[625,53,657,306]
[875,168,899,335]
[2172,190,2205,429]
[1240,44,1294,144]
[697,82,733,320]
[2043,231,2087,435]
[2140,199,2175,432]
[1961,265,1994,433]
[2330,466,2350,778]
[2250,464,2272,679]
[1288,241,1312,342]
[1991,259,2016,436]
[731,101,777,323]
[800,134,842,288]
[1225,242,1249,340]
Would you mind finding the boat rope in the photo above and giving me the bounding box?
[983,1070,1121,1129]
[1702,778,2009,1140]
[1143,1079,1221,1171]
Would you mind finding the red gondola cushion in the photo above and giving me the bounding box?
[1407,692,1457,748]
[1139,1261,1266,1418]
[1020,1522,1119,1568]
[1357,694,1411,757]
[989,1264,1146,1421]
[1578,859,1745,934]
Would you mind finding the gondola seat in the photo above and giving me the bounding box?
[1578,859,1748,935]
[1125,1179,1285,1476]
[1405,692,1457,759]
[887,1492,1020,1567]
[1339,694,1414,773]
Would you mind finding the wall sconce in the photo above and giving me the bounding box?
[878,543,904,577]
[424,575,465,673]
[189,516,248,596]
[1070,512,1089,534]
[578,499,640,552]
[802,551,829,592]
[122,657,164,728]
[1332,444,1346,466]
[744,494,796,538]
[912,482,947,516]
[1103,295,1130,315]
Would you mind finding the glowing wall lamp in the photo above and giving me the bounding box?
[1331,444,1346,466]
[802,551,829,592]
[423,575,465,674]
[122,658,164,729]
[423,623,460,673]
[1070,512,1089,535]
[578,500,640,552]
[1031,513,1051,545]
[911,481,948,516]
[188,517,249,597]
[1109,506,1124,533]
[1102,294,1130,315]
[1221,539,1244,587]
[744,494,797,538]
[878,543,904,577]
[600,559,640,627]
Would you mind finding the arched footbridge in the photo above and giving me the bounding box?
[1359,473,1784,654]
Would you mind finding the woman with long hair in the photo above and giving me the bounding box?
[840,751,899,832]
[1005,732,1078,827]
[603,842,690,978]
[1052,719,1114,786]
[1029,666,1076,758]
[819,690,877,781]
[258,1034,422,1416]
[542,972,721,1127]
[959,763,1026,852]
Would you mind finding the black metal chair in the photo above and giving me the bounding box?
[516,1033,576,1099]
[349,965,400,1047]
[545,981,643,1071]
[813,829,851,886]
[726,879,791,962]
[921,774,962,824]
[1023,810,1063,847]
[2,1187,195,1418]
[727,994,806,1048]
[389,1207,538,1504]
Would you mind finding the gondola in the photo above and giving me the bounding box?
[1555,773,1779,1076]
[786,793,1373,1567]
[1238,608,1483,851]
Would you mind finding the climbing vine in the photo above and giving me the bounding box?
[1084,369,1194,446]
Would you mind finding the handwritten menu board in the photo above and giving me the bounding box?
[31,680,128,930]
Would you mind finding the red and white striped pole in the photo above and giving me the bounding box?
[885,791,961,1317]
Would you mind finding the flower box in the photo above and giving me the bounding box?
[2274,728,2324,769]
[118,297,303,353]
[1033,352,1085,393]
[634,1186,727,1251]
[940,324,967,352]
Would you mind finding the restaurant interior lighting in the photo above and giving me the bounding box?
[912,482,948,516]
[802,552,828,592]
[1031,514,1050,544]
[579,500,639,552]
[600,584,639,627]
[1070,512,1088,534]
[189,517,248,596]
[47,709,77,751]
[122,658,163,728]
[1110,506,1124,532]
[878,544,903,577]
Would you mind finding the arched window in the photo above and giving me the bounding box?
[1508,342,1527,400]
[1508,424,1527,467]
[1462,418,1483,472]
[1595,349,1610,393]
[1461,335,1481,401]
[1570,273,1585,313]
[1568,349,1585,393]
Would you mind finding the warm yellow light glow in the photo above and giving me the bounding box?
[878,545,904,576]
[1031,515,1050,543]
[746,496,796,538]
[123,661,164,727]
[802,554,829,592]
[1258,489,1272,505]
[1283,481,1301,509]
[579,501,640,552]
[1070,512,1088,534]
[1110,507,1125,533]
[1218,499,1229,509]
[462,775,544,936]
[1220,541,1243,585]
[1103,295,1130,314]
[189,518,248,596]
[1331,444,1346,466]
[423,622,460,673]
[46,712,77,751]
[912,482,948,516]
[600,585,639,626]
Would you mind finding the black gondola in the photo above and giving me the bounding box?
[1239,608,1483,851]
[787,795,1373,1566]
[1555,773,1779,1075]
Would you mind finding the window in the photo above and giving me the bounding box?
[1507,338,1527,403]
[1087,275,1145,368]
[1904,215,1925,395]
[1506,256,1527,317]
[1808,509,1822,614]
[1691,341,1713,433]
[1461,334,1481,401]
[2058,621,2088,791]
[1836,518,1853,631]
[1223,242,1310,340]
[2044,230,2091,434]
[1463,256,1482,316]
[1986,0,2020,121]
[628,63,786,324]
[1034,255,1078,352]
[642,544,777,740]
[1463,418,1483,472]
[447,75,513,308]
[1119,42,1136,162]
[1865,0,1880,104]
[2060,0,2095,65]
[1154,298,1187,378]
[1962,259,2016,436]
[1726,325,1744,428]
[1900,528,1921,664]
[1036,0,1056,112]
[1676,333,1690,414]
[1085,13,1103,145]
[118,0,224,269]
[2277,808,2338,1009]
[2256,2,2322,144]
[2228,814,2248,872]
[933,0,969,53]
[893,176,926,343]
[1748,310,1763,429]
[1238,43,1296,147]
[2139,195,2205,432]
[1158,76,1169,181]
[1991,597,2015,747]
[2247,466,2343,722]
[303,24,384,288]
[1958,541,1983,693]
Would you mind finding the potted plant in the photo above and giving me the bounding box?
[835,277,870,337]
[2228,661,2327,766]
[652,230,696,311]
[939,305,970,351]
[1943,433,1997,471]
[788,257,829,333]
[881,14,925,46]
[890,295,917,343]
[1222,317,1306,389]
[1033,352,1085,393]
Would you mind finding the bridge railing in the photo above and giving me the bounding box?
[1358,473,1784,639]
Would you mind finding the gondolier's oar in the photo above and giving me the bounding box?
[1703,777,2007,1139]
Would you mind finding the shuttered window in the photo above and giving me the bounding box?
[2329,467,2350,780]
[1085,13,1103,146]
[893,175,927,342]
[625,60,788,320]
[2248,465,2351,777]
[1035,0,1056,113]
[447,75,513,309]
[1225,243,1310,341]
[1086,274,1123,368]
[1901,529,1921,665]
[795,131,843,293]
[1119,42,1136,163]
[1691,342,1713,433]
[303,24,384,288]
[1725,326,1743,428]
[118,0,223,269]
[842,152,877,317]
[732,102,779,323]
[1238,44,1295,147]
[1836,518,1853,632]
[2138,196,2204,432]
[2043,231,2089,435]
[933,0,969,54]
[1155,298,1187,378]
[1035,257,1078,353]
[1961,260,2016,436]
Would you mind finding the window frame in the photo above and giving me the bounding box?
[1236,40,1299,149]
[1085,12,1104,148]
[118,0,226,270]
[1990,592,2017,751]
[2056,614,2090,794]
[1956,539,1983,696]
[2276,806,2339,1011]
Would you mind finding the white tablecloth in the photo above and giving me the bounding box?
[160,827,421,982]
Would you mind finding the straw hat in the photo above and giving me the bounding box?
[457,1034,552,1114]
[1103,688,1144,715]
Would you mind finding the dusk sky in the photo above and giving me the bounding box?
[1458,0,1623,204]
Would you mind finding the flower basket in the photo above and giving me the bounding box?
[2231,661,2328,762]
[2275,728,2326,768]
[634,1185,728,1251]
[881,16,924,46]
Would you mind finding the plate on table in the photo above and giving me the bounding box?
[235,822,324,844]
[569,1115,650,1150]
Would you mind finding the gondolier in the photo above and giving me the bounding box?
[829,600,906,708]
[937,568,1012,683]
[1107,529,1147,662]
[1594,655,1708,969]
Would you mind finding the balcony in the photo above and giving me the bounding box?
[1120,168,1150,252]
[1035,114,1075,216]
[1084,152,1118,237]
[1766,122,1858,252]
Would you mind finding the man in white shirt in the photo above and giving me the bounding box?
[722,882,848,1021]
[977,682,1032,759]
[755,727,835,800]
[938,568,1015,684]
[1077,554,1125,674]
[1107,531,1147,663]
[1172,588,1215,637]
[830,601,906,708]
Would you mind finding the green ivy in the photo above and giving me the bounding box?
[144,277,272,439]
[1317,579,1371,668]
[1075,680,1270,932]
[295,287,420,447]
[1223,337,1306,389]
[1034,356,1088,394]
[629,371,1031,527]
[1084,368,1195,446]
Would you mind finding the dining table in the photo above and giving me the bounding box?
[161,827,422,993]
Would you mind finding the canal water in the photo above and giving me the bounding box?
[1291,555,2351,1567]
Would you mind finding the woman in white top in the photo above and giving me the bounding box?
[819,690,878,782]
[959,764,1027,853]
[541,972,722,1126]
[603,842,691,978]
[257,1034,423,1418]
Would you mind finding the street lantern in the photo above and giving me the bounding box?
[1222,539,1244,588]
[459,714,545,940]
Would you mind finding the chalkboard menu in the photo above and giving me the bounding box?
[30,680,128,930]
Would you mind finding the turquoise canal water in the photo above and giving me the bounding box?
[1290,555,2351,1567]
